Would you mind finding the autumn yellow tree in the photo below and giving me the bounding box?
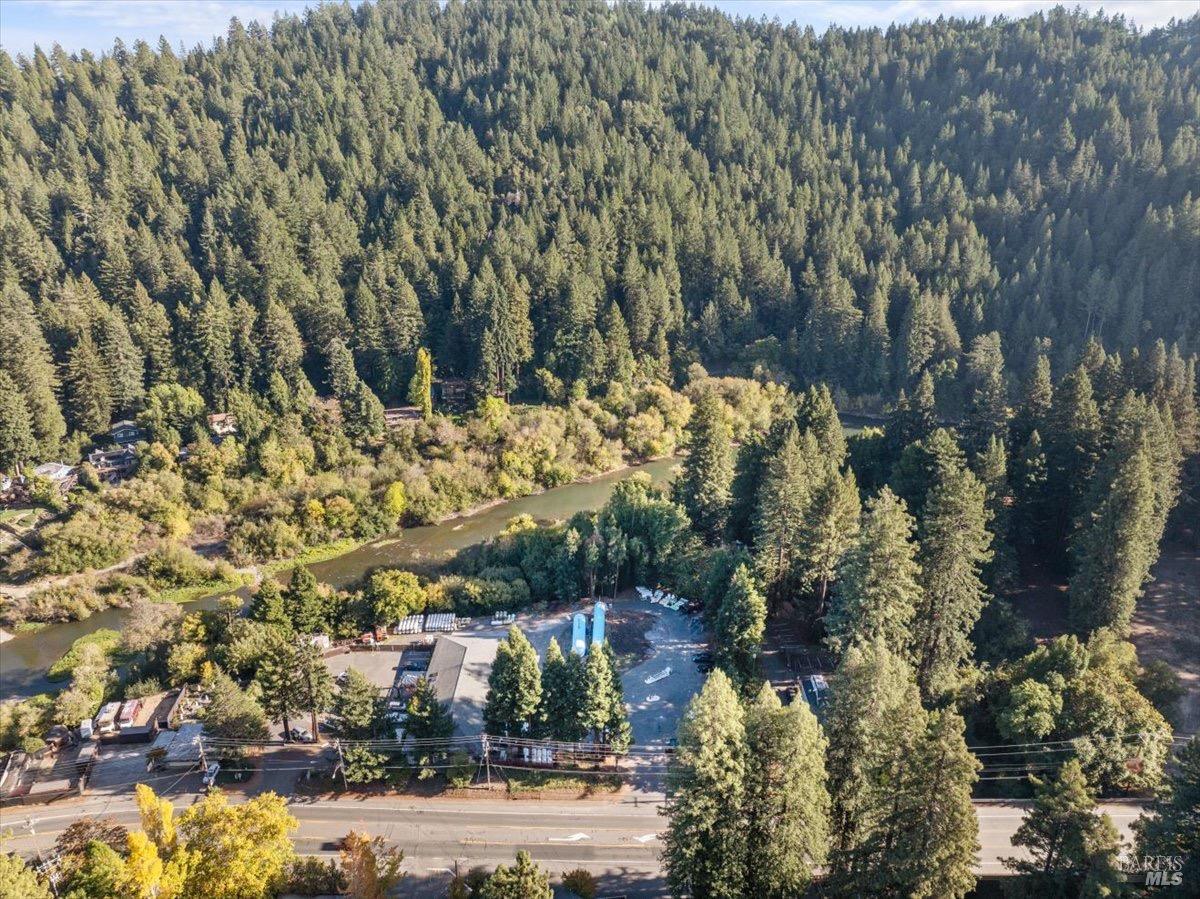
[135,782,177,854]
[177,790,297,898]
[340,830,405,899]
[121,832,164,899]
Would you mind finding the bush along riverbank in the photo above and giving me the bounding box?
[3,376,792,629]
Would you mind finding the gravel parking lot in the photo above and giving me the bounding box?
[487,596,706,747]
[324,647,404,692]
[616,596,706,747]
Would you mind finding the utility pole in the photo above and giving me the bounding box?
[334,739,347,790]
[481,733,491,787]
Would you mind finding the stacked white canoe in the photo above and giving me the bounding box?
[637,586,688,612]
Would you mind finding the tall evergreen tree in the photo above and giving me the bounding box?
[1046,365,1102,550]
[974,435,1017,591]
[824,487,921,655]
[826,643,979,897]
[408,347,433,419]
[743,683,829,898]
[0,288,65,454]
[63,330,113,435]
[326,337,385,442]
[662,670,747,899]
[247,578,290,631]
[335,668,385,740]
[895,710,980,898]
[404,676,454,741]
[1004,759,1124,897]
[753,426,818,608]
[714,564,767,692]
[96,309,145,416]
[537,638,586,742]
[0,371,36,472]
[295,639,333,743]
[484,625,542,737]
[581,640,622,744]
[1012,429,1052,554]
[258,299,305,390]
[1068,445,1157,635]
[1133,737,1200,893]
[189,281,235,406]
[824,640,925,888]
[256,635,303,740]
[795,382,847,466]
[912,457,993,697]
[961,331,1009,454]
[673,386,734,543]
[886,370,938,458]
[1012,353,1053,449]
[798,465,860,619]
[728,418,789,544]
[282,567,325,635]
[128,283,176,388]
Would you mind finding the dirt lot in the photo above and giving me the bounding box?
[546,605,654,673]
[1006,542,1199,734]
[1005,558,1069,639]
[603,607,654,671]
[1129,541,1200,733]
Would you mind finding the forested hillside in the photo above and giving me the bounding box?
[1,1,1198,457]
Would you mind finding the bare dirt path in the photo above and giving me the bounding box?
[1130,541,1200,734]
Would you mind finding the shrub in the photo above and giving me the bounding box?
[47,630,123,681]
[446,751,475,789]
[343,744,387,784]
[135,543,213,587]
[562,869,598,899]
[35,505,139,575]
[5,579,114,626]
[282,857,347,896]
[125,677,163,700]
[0,695,55,752]
[366,569,426,624]
[226,515,303,563]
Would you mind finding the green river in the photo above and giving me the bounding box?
[0,457,676,700]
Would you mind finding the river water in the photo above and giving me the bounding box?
[0,457,677,700]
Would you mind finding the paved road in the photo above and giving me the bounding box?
[0,792,1146,897]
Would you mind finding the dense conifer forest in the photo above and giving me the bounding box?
[1,4,1199,897]
[1,1,1198,454]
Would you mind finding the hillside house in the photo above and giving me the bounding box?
[110,420,147,445]
[86,446,138,483]
[32,462,78,493]
[207,412,238,442]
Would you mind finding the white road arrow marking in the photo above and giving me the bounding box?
[634,833,658,843]
[549,832,591,842]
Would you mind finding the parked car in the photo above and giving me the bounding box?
[289,727,314,743]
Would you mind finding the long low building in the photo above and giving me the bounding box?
[424,634,501,737]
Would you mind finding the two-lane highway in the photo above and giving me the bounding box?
[0,793,1146,897]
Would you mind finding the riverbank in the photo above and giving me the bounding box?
[0,457,678,700]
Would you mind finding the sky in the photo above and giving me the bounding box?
[0,0,1196,57]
